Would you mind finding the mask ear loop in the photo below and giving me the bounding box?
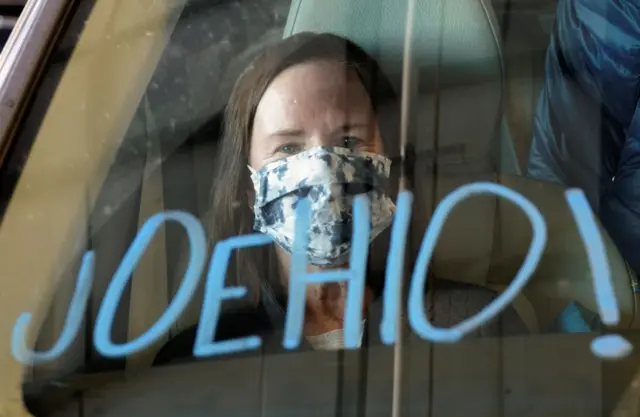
[247,166,258,215]
[247,165,257,178]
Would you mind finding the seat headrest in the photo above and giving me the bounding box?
[284,0,505,173]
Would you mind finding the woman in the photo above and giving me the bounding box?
[154,32,527,364]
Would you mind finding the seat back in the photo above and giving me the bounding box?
[427,173,640,331]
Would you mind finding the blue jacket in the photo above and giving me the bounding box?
[528,0,640,275]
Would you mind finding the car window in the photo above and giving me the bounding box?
[1,0,640,416]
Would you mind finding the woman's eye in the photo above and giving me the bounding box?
[342,136,362,149]
[276,143,300,155]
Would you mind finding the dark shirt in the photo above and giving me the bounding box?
[153,279,528,366]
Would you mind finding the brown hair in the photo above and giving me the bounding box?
[209,32,399,305]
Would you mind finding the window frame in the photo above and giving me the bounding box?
[0,0,71,163]
[0,0,186,415]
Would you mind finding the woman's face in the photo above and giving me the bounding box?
[248,60,382,332]
[249,59,384,170]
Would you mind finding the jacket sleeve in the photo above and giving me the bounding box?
[527,0,640,273]
[600,103,640,275]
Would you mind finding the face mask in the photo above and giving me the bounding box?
[249,146,396,266]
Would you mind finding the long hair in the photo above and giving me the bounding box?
[209,32,399,305]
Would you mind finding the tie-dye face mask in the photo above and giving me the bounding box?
[249,146,396,266]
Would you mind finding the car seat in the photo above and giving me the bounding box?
[283,0,640,331]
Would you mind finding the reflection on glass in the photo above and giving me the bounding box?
[0,0,639,416]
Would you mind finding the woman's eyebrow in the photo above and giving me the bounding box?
[268,128,305,138]
[334,123,371,133]
[268,124,370,138]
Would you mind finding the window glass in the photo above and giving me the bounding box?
[0,0,639,416]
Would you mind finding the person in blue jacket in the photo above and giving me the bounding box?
[528,0,640,277]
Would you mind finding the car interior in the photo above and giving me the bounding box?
[2,0,640,415]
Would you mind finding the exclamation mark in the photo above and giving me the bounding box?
[566,189,633,359]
